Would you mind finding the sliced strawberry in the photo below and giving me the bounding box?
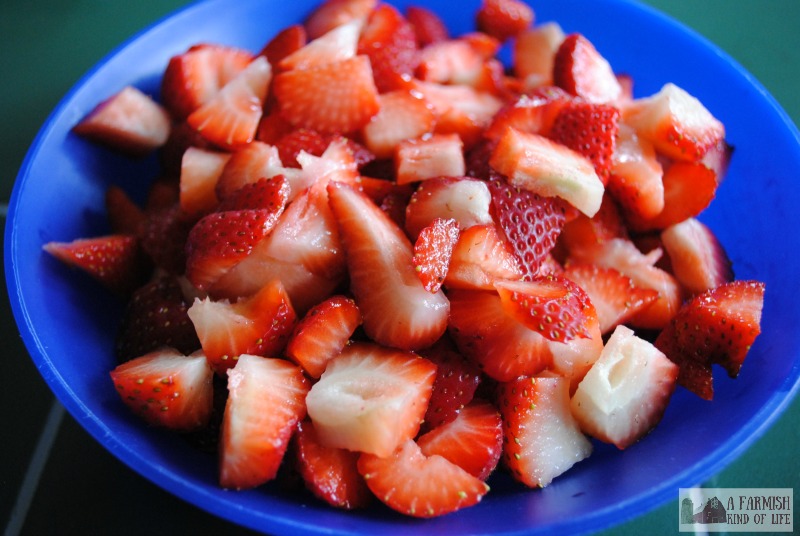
[304,0,377,40]
[259,24,308,67]
[43,233,149,295]
[305,342,437,457]
[476,0,534,43]
[570,325,679,449]
[549,100,620,184]
[110,348,213,431]
[498,373,592,488]
[417,399,502,480]
[623,82,725,162]
[187,56,272,149]
[187,279,297,376]
[607,122,665,222]
[273,55,380,134]
[563,263,659,335]
[279,18,361,71]
[655,323,715,400]
[406,5,449,47]
[217,175,291,212]
[412,217,460,293]
[275,128,330,167]
[214,141,287,201]
[291,137,362,194]
[445,224,524,290]
[137,203,192,275]
[418,338,482,432]
[553,33,622,104]
[546,303,604,394]
[161,44,254,120]
[487,175,568,279]
[219,355,309,489]
[361,90,436,159]
[357,439,489,518]
[73,86,171,157]
[327,181,450,351]
[179,147,231,217]
[404,176,493,240]
[483,87,572,142]
[489,128,604,218]
[357,4,419,93]
[558,195,628,254]
[660,217,733,295]
[493,276,593,342]
[294,419,372,510]
[395,133,466,184]
[285,295,363,378]
[115,275,201,362]
[416,40,485,86]
[513,23,565,86]
[105,186,146,235]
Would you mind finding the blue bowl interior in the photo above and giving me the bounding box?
[6,0,800,534]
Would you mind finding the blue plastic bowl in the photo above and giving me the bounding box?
[6,0,800,534]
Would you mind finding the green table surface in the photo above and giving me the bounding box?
[1,1,798,535]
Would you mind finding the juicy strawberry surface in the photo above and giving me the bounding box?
[475,0,534,43]
[279,18,361,71]
[179,147,231,217]
[404,176,493,240]
[444,224,524,290]
[660,217,733,295]
[357,4,420,93]
[275,128,331,167]
[412,217,460,293]
[216,174,291,212]
[259,24,308,67]
[553,33,622,104]
[304,0,377,39]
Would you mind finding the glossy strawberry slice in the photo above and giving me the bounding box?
[416,39,485,86]
[219,354,309,489]
[483,87,572,142]
[285,295,362,378]
[214,141,288,201]
[357,439,489,518]
[607,122,664,222]
[259,24,307,67]
[305,342,437,457]
[44,233,150,296]
[179,147,231,217]
[327,181,450,351]
[361,90,436,159]
[216,175,291,212]
[655,323,715,400]
[279,18,361,71]
[187,56,272,149]
[275,128,330,167]
[357,4,419,92]
[417,399,502,481]
[553,33,622,104]
[109,348,213,431]
[412,217,460,293]
[559,195,628,254]
[513,23,566,86]
[294,419,372,510]
[304,0,377,40]
[493,275,593,342]
[395,133,466,184]
[404,176,493,240]
[660,217,733,295]
[445,224,524,290]
[273,55,380,134]
[476,0,534,43]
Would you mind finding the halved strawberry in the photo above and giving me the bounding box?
[406,5,449,47]
[418,337,482,432]
[216,174,291,212]
[476,0,534,43]
[214,141,288,201]
[395,133,466,184]
[304,0,377,40]
[187,279,297,375]
[115,275,201,362]
[179,147,231,217]
[43,234,149,295]
[305,342,437,457]
[285,295,363,378]
[357,4,420,93]
[279,18,361,71]
[259,24,308,67]
[563,263,659,335]
[361,90,436,159]
[483,87,572,142]
[513,23,565,87]
[273,55,380,134]
[404,176,493,240]
[660,217,733,295]
[327,181,450,351]
[161,44,254,120]
[549,100,620,184]
[487,175,568,279]
[110,348,213,431]
[553,33,622,104]
[570,325,679,449]
[493,275,593,342]
[294,419,372,510]
[187,56,272,149]
[413,217,460,293]
[219,354,309,489]
[357,439,489,518]
[498,373,592,488]
[417,399,502,480]
[73,86,171,157]
[444,224,524,290]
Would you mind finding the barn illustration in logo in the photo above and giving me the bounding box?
[681,496,728,524]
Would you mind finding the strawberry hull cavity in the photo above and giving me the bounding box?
[47,0,767,521]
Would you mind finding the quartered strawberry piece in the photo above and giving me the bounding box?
[404,176,493,240]
[571,325,679,449]
[137,203,193,275]
[559,195,628,254]
[305,342,437,457]
[187,56,272,149]
[417,399,502,480]
[273,55,380,134]
[553,33,622,104]
[161,44,254,120]
[395,133,466,184]
[275,128,331,167]
[219,355,309,489]
[44,233,149,295]
[188,279,297,375]
[110,348,213,431]
[476,0,534,43]
[660,217,733,295]
[357,439,490,518]
[285,295,363,378]
[294,419,372,510]
[607,122,665,222]
[498,373,592,488]
[483,86,572,142]
[327,181,450,351]
[115,275,200,362]
[445,224,524,290]
[259,24,308,67]
[406,5,449,47]
[279,18,361,71]
[361,90,436,159]
[179,147,231,217]
[416,39,486,86]
[214,141,287,201]
[412,217,460,293]
[217,174,291,212]
[304,0,377,40]
[513,22,565,87]
[493,275,593,342]
[357,4,419,92]
[73,86,171,157]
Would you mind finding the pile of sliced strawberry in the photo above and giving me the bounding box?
[45,0,766,520]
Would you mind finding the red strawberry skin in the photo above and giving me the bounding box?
[357,4,420,93]
[476,0,534,43]
[549,101,620,184]
[553,33,622,104]
[413,217,460,293]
